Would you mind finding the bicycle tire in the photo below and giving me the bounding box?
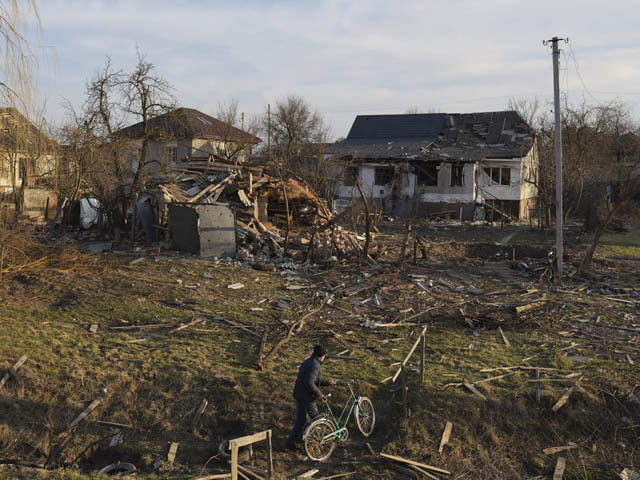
[303,417,337,461]
[355,396,375,437]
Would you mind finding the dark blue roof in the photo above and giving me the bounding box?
[346,113,445,140]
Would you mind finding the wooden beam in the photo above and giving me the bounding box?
[0,355,27,389]
[438,421,453,454]
[498,327,511,347]
[379,453,451,475]
[463,380,487,401]
[392,327,427,383]
[68,399,101,429]
[553,457,566,480]
[167,442,179,464]
[552,378,582,413]
[191,399,208,433]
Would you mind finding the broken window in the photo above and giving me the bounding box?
[450,164,464,187]
[483,166,511,186]
[343,166,359,186]
[415,162,438,186]
[374,166,394,186]
[500,167,511,185]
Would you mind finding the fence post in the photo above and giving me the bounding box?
[420,333,425,384]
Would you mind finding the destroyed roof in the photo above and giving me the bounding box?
[117,107,262,144]
[328,110,535,161]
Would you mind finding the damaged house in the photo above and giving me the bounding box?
[329,110,538,220]
[117,107,261,175]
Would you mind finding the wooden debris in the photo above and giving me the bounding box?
[515,300,546,314]
[438,421,453,454]
[167,442,179,464]
[68,399,101,429]
[379,452,451,475]
[407,465,441,480]
[543,445,577,455]
[498,327,511,347]
[296,468,319,478]
[169,317,203,333]
[620,468,640,480]
[89,324,98,333]
[0,355,27,389]
[228,283,245,290]
[552,377,583,412]
[463,380,487,401]
[553,457,566,480]
[191,399,208,433]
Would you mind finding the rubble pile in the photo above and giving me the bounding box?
[159,160,365,261]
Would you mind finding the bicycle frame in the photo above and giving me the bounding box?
[319,382,360,443]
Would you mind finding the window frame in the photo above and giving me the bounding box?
[450,163,464,187]
[374,166,394,186]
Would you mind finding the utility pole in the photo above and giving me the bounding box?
[267,103,271,162]
[241,112,245,131]
[544,36,567,275]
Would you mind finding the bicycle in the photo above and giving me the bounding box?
[302,379,375,461]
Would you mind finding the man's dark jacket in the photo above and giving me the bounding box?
[293,356,329,403]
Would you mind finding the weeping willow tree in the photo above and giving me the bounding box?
[0,0,41,108]
[0,1,54,215]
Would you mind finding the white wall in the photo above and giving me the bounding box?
[477,158,522,202]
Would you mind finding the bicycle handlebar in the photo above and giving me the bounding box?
[334,378,358,386]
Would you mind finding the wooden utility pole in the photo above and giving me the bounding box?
[544,36,567,275]
[267,103,271,162]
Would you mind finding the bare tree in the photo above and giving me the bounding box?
[62,52,176,233]
[213,98,260,163]
[264,95,333,195]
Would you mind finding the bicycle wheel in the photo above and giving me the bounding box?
[355,396,375,437]
[303,418,337,461]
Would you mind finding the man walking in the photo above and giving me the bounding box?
[286,345,335,450]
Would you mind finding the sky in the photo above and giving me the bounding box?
[29,0,640,140]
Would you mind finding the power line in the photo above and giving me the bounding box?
[566,40,603,106]
[318,91,551,116]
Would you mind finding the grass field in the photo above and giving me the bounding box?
[0,223,639,479]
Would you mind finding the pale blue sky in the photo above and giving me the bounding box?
[32,0,640,138]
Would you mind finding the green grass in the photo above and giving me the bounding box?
[0,243,638,479]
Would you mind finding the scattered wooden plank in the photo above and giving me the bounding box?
[391,465,420,479]
[296,468,319,478]
[191,399,208,433]
[543,445,577,455]
[463,380,487,401]
[0,355,27,389]
[68,399,101,429]
[553,456,566,480]
[407,465,441,480]
[89,324,99,333]
[169,317,203,333]
[438,421,453,454]
[167,442,179,464]
[498,327,511,347]
[552,378,583,412]
[515,300,546,314]
[391,327,427,383]
[379,453,450,475]
[194,475,232,480]
[237,464,265,480]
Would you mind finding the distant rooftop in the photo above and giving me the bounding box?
[117,107,261,144]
